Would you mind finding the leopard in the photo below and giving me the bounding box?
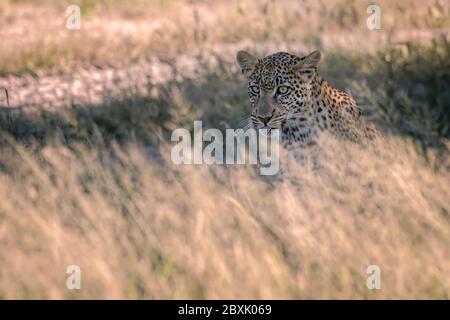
[236,50,379,157]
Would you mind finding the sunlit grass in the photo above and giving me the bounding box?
[0,0,448,300]
[1,0,448,75]
[0,132,448,299]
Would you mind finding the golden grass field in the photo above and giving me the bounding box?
[0,0,449,299]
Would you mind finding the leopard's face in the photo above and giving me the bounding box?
[237,51,321,134]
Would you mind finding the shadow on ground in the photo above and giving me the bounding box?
[1,38,448,162]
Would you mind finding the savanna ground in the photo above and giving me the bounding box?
[0,0,449,299]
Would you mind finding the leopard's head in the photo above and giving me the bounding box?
[236,50,321,134]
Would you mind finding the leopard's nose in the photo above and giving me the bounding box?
[258,115,273,124]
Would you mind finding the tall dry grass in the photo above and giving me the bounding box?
[0,134,448,299]
[0,39,449,299]
[0,0,449,300]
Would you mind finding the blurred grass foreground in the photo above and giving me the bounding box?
[0,0,449,299]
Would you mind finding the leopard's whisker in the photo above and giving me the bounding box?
[235,117,250,129]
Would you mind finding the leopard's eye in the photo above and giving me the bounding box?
[249,85,260,94]
[276,86,291,95]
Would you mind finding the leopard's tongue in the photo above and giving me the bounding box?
[259,126,272,136]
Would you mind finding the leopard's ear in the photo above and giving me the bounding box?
[237,51,258,78]
[292,50,321,82]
